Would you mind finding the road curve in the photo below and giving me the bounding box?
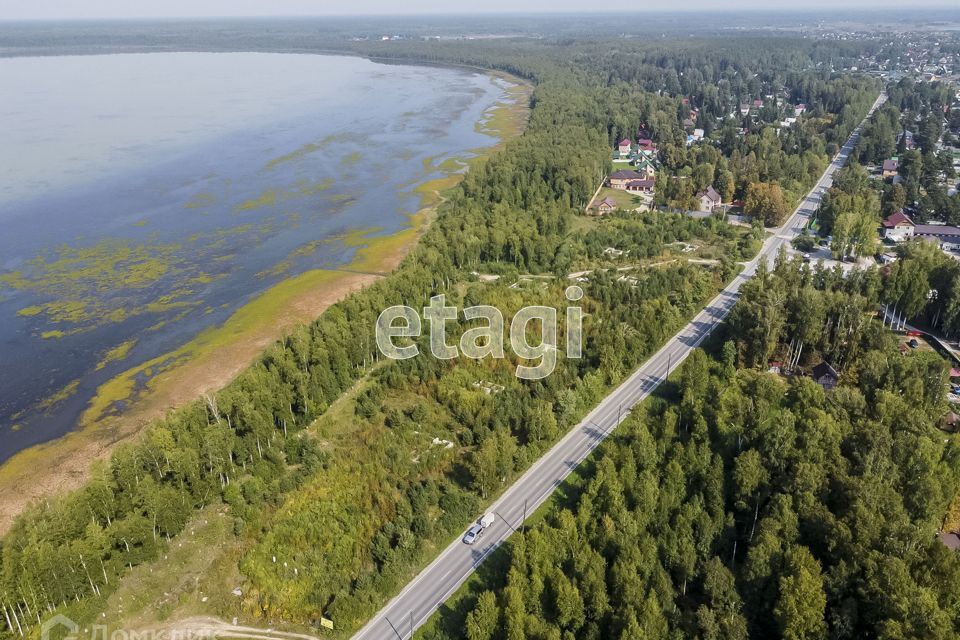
[352,92,887,640]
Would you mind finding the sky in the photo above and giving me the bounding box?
[1,0,958,21]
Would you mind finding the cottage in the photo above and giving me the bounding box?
[882,159,899,178]
[881,210,915,241]
[617,138,632,157]
[632,156,657,178]
[811,362,839,390]
[595,197,617,214]
[608,169,646,190]
[697,186,722,213]
[625,178,655,194]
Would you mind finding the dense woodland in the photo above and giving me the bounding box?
[437,257,960,640]
[2,21,954,640]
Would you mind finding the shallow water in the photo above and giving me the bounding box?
[0,52,507,461]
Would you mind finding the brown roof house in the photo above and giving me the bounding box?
[608,169,647,190]
[697,186,722,213]
[595,196,617,215]
[812,362,840,390]
[882,159,899,179]
[881,210,915,242]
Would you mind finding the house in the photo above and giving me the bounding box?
[595,197,617,214]
[625,178,655,194]
[794,103,807,116]
[608,169,647,189]
[881,210,915,241]
[697,186,722,212]
[914,223,960,244]
[637,138,657,152]
[882,158,899,178]
[739,103,751,116]
[753,99,764,109]
[632,156,657,178]
[618,138,632,157]
[811,362,839,390]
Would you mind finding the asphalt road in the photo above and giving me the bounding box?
[352,92,887,640]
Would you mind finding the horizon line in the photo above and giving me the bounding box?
[3,6,960,24]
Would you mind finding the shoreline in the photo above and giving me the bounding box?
[0,69,531,536]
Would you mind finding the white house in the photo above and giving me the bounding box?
[881,210,915,242]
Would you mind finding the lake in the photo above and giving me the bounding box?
[0,51,510,462]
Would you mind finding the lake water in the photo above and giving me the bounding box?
[0,52,509,462]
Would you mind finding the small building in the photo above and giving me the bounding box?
[595,197,617,214]
[625,178,655,194]
[882,159,899,178]
[881,210,915,242]
[618,138,632,157]
[697,186,722,213]
[794,103,807,116]
[811,362,840,390]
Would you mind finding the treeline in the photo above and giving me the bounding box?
[439,258,960,640]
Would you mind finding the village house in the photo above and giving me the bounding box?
[608,169,649,190]
[617,138,632,158]
[625,178,655,194]
[631,156,657,178]
[812,362,840,390]
[794,103,807,116]
[882,158,899,178]
[697,186,722,212]
[595,196,617,215]
[881,210,915,241]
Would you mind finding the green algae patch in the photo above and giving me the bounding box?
[264,133,350,171]
[235,188,278,211]
[95,339,138,371]
[37,379,81,413]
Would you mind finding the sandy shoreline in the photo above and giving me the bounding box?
[0,72,531,535]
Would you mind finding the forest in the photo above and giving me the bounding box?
[426,256,960,640]
[0,25,904,640]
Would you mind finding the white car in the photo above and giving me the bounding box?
[462,523,484,545]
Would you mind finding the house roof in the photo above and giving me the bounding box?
[915,224,960,237]
[598,197,617,208]
[610,169,645,180]
[882,210,914,228]
[626,179,656,189]
[698,186,721,204]
[618,138,632,147]
[882,159,899,172]
[812,362,839,381]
